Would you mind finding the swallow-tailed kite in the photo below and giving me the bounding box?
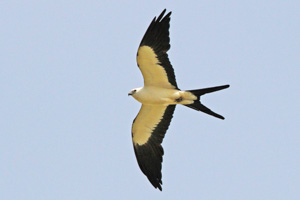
[128,9,229,191]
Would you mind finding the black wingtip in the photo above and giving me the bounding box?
[158,186,162,191]
[155,9,171,23]
[160,9,167,17]
[160,9,171,16]
[153,182,163,191]
[157,9,171,24]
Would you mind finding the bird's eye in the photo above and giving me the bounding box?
[133,89,136,93]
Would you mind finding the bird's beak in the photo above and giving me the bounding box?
[128,92,132,96]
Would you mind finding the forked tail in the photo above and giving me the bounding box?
[184,85,229,120]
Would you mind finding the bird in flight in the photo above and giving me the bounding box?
[128,9,229,191]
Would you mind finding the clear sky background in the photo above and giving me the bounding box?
[1,1,299,199]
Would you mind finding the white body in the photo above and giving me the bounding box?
[131,86,196,105]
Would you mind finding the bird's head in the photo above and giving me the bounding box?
[128,87,142,96]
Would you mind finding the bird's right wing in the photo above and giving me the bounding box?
[132,104,176,190]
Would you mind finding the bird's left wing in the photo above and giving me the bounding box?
[132,104,176,191]
[137,9,179,89]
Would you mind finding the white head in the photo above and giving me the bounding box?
[128,87,142,97]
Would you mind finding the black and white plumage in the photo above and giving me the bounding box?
[128,9,229,191]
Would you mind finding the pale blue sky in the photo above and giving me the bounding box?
[1,1,300,199]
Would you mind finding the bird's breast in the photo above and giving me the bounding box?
[133,86,180,105]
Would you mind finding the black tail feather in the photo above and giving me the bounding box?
[184,84,229,120]
[185,101,225,119]
[187,85,229,99]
